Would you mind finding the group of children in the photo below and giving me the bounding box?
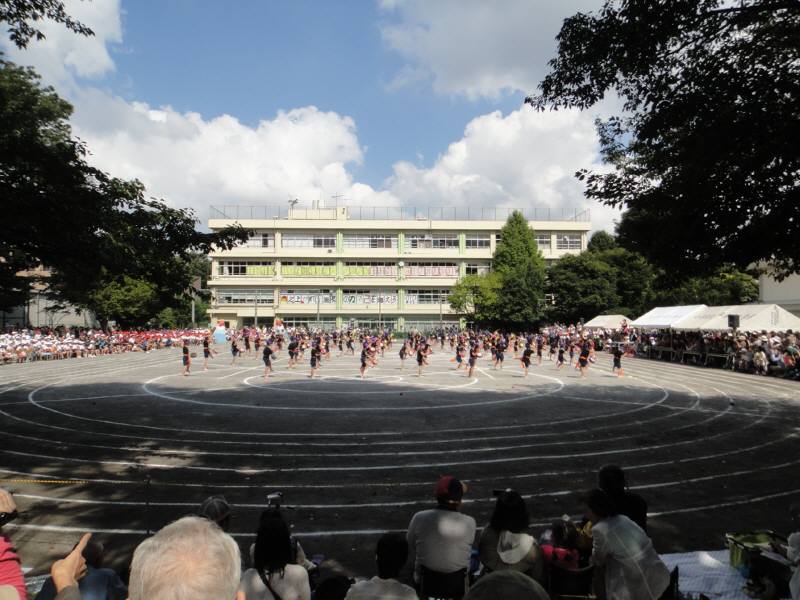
[180,327,626,381]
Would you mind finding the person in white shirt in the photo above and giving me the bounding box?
[345,533,417,600]
[240,517,310,600]
[585,488,669,600]
[407,476,476,600]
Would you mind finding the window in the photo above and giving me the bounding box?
[465,234,490,249]
[556,233,582,250]
[217,261,274,276]
[343,234,397,249]
[281,262,336,277]
[405,262,458,277]
[282,233,336,248]
[407,233,458,249]
[245,232,274,248]
[216,289,274,304]
[279,289,335,304]
[343,262,397,277]
[465,263,491,276]
[535,233,551,250]
[495,233,503,245]
[405,289,450,304]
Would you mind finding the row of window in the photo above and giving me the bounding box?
[217,261,482,277]
[215,288,451,305]
[241,232,581,250]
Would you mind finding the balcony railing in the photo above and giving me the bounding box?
[210,205,590,222]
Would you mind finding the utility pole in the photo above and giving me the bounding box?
[254,291,258,328]
[378,296,383,331]
[316,292,321,330]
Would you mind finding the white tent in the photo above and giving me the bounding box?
[631,305,707,329]
[672,305,740,331]
[691,303,800,332]
[583,314,631,329]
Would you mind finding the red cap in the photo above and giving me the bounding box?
[435,475,466,504]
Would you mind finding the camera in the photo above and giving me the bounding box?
[0,511,18,527]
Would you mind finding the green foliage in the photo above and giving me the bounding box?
[0,0,93,49]
[492,211,548,326]
[529,0,800,279]
[654,267,759,306]
[0,59,247,315]
[448,272,503,324]
[88,277,158,329]
[546,253,620,324]
[592,247,655,317]
[587,231,617,253]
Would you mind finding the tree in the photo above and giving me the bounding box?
[1,0,93,49]
[592,247,656,317]
[448,272,503,325]
[88,276,159,329]
[528,0,800,280]
[493,211,548,327]
[654,266,759,306]
[0,60,247,314]
[587,231,617,253]
[546,253,620,324]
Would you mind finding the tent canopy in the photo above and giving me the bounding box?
[671,305,741,331]
[583,314,631,329]
[631,305,707,329]
[690,303,800,332]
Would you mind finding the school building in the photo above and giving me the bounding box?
[207,205,592,331]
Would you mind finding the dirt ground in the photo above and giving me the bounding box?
[2,345,798,581]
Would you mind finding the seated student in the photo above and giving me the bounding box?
[598,465,648,532]
[540,520,580,571]
[407,476,476,599]
[35,539,128,600]
[240,516,311,600]
[345,533,417,600]
[477,490,543,584]
[585,489,669,600]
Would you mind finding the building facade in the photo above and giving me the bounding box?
[207,205,591,331]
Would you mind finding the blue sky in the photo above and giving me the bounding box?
[2,0,617,230]
[108,1,520,186]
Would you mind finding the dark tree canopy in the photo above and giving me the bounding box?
[546,253,620,324]
[587,230,617,253]
[0,59,247,316]
[529,0,800,280]
[0,0,93,48]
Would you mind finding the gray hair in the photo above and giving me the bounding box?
[129,516,241,600]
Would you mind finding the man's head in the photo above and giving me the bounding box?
[435,475,466,508]
[129,516,243,600]
[199,495,233,532]
[375,533,408,579]
[597,464,626,496]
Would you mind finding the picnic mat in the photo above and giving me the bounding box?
[662,549,751,600]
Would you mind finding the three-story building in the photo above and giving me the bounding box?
[207,205,591,331]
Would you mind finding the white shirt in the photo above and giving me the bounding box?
[344,576,418,600]
[407,508,476,582]
[240,565,310,600]
[592,515,670,600]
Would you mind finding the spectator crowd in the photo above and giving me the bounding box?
[4,466,797,600]
[0,327,208,365]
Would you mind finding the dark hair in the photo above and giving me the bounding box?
[489,490,529,534]
[81,539,104,569]
[549,520,577,549]
[253,516,293,577]
[314,575,353,600]
[375,533,408,579]
[598,465,626,497]
[583,488,618,519]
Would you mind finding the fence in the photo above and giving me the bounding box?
[209,205,591,222]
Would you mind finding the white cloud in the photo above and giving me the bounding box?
[384,106,621,232]
[2,0,618,233]
[380,0,604,99]
[1,0,122,86]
